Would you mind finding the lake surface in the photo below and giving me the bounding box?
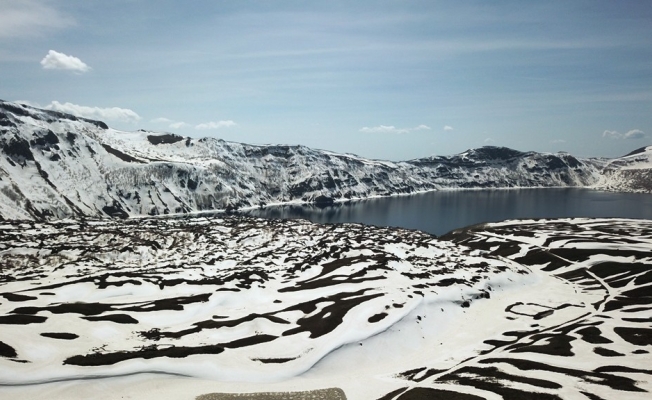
[245,188,652,236]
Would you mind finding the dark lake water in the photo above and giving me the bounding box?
[244,188,652,236]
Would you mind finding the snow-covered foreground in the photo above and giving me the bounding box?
[0,217,651,399]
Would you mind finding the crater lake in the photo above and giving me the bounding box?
[244,188,652,236]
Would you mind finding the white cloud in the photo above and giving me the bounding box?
[624,129,645,139]
[150,117,172,123]
[603,129,646,140]
[360,125,408,134]
[195,121,237,130]
[151,117,190,129]
[443,125,454,131]
[45,101,141,123]
[0,1,73,39]
[484,138,495,144]
[41,50,90,73]
[359,125,431,134]
[170,121,190,129]
[550,139,566,144]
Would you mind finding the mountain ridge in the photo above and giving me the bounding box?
[0,100,648,221]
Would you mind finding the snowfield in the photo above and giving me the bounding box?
[0,216,651,399]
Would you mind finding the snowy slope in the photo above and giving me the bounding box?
[0,100,626,221]
[407,146,604,189]
[595,146,652,192]
[0,216,650,399]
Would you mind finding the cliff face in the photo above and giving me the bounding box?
[405,146,603,189]
[0,100,630,221]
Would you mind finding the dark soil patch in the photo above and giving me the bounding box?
[368,313,388,323]
[576,326,613,344]
[221,334,277,349]
[397,387,485,400]
[593,347,624,357]
[377,387,408,400]
[82,314,139,324]
[281,289,383,339]
[253,357,296,364]
[40,332,79,340]
[0,341,17,358]
[0,314,47,324]
[64,344,225,366]
[614,327,652,346]
[1,293,37,302]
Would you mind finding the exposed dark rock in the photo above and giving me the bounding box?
[102,202,129,218]
[147,134,184,145]
[313,195,334,207]
[85,119,108,129]
[0,112,16,128]
[101,144,144,163]
[1,103,30,117]
[31,130,59,148]
[66,132,77,144]
[470,146,525,161]
[623,146,649,157]
[3,136,34,162]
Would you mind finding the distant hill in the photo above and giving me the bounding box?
[0,100,644,220]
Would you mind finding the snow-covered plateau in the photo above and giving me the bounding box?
[0,216,650,399]
[2,99,650,221]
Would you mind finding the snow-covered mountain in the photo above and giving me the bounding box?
[596,146,652,192]
[0,99,637,221]
[407,146,603,189]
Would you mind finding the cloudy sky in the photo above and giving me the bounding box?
[2,0,652,160]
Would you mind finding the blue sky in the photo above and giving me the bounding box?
[2,1,652,160]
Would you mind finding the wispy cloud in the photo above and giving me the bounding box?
[170,121,190,129]
[603,129,645,140]
[484,138,495,144]
[0,0,73,39]
[550,139,566,144]
[624,129,645,139]
[443,125,454,131]
[151,115,238,131]
[195,121,237,130]
[45,101,141,123]
[41,50,90,73]
[150,117,172,124]
[151,117,190,130]
[359,125,431,134]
